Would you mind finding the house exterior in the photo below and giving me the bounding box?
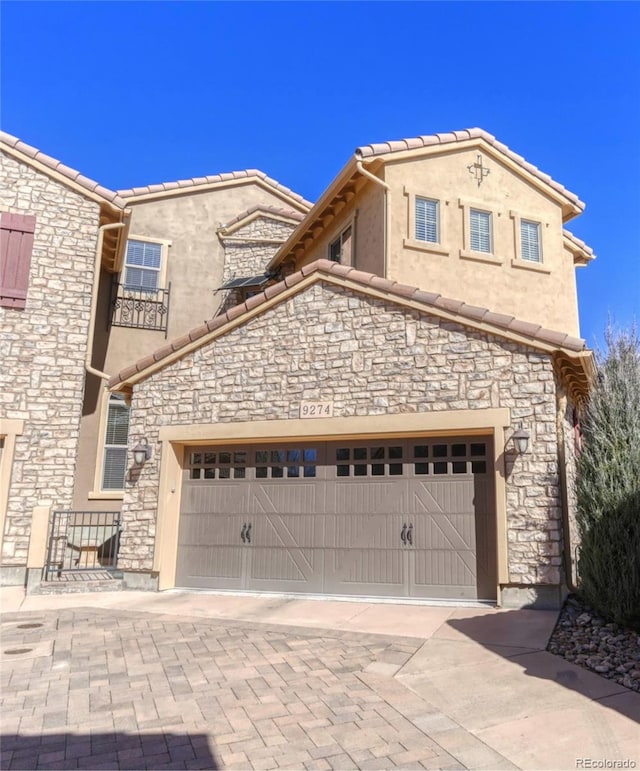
[1,128,595,608]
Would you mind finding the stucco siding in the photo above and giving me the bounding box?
[119,282,564,587]
[0,151,100,564]
[74,184,298,510]
[385,148,579,335]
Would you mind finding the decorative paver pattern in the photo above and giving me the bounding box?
[0,608,478,770]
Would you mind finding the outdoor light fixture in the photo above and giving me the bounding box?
[512,425,530,455]
[132,439,152,466]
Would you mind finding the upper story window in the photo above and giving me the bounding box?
[0,212,36,310]
[470,209,492,253]
[112,236,172,334]
[415,198,439,243]
[520,220,542,263]
[329,225,352,264]
[124,240,162,292]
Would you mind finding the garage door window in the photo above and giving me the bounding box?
[189,451,248,480]
[413,442,487,475]
[189,447,318,480]
[336,445,405,477]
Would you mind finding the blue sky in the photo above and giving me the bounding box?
[2,1,638,348]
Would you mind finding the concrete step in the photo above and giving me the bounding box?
[30,577,124,595]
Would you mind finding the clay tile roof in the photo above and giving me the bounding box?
[0,131,127,209]
[563,228,596,259]
[109,259,587,389]
[220,204,305,232]
[117,169,313,208]
[355,127,584,210]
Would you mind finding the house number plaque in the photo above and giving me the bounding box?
[300,401,333,418]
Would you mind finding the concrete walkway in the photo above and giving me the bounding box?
[1,588,638,770]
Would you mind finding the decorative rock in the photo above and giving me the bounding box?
[548,594,639,693]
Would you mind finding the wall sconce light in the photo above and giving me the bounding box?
[512,424,530,455]
[132,439,152,466]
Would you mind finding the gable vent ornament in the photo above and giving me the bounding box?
[468,154,490,187]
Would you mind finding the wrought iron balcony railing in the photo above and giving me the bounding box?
[110,278,171,336]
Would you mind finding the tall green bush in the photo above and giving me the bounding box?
[576,325,640,629]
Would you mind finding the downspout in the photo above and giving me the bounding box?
[356,159,391,276]
[85,222,127,382]
[556,390,578,594]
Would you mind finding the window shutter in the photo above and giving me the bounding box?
[0,213,36,309]
[415,198,438,243]
[521,220,541,262]
[470,210,491,253]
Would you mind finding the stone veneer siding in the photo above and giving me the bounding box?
[120,282,565,585]
[220,217,297,311]
[0,152,100,565]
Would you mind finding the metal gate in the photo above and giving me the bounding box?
[45,511,121,581]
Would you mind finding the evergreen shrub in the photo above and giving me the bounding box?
[576,325,640,629]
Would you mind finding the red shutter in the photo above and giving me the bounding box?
[0,212,36,309]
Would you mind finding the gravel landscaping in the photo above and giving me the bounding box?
[547,594,640,692]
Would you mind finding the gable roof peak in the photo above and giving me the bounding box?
[355,127,584,212]
[1,130,127,210]
[117,168,313,209]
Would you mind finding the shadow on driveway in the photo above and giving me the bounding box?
[0,730,218,770]
[446,609,640,725]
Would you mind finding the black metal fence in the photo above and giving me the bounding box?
[45,511,121,581]
[110,278,171,336]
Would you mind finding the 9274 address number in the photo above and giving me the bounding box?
[300,401,333,418]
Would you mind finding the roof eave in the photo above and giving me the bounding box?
[266,157,360,271]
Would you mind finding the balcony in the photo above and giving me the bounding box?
[109,277,171,335]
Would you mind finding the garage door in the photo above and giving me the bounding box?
[176,437,496,600]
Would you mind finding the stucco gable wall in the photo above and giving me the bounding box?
[120,282,564,586]
[0,151,100,564]
[124,184,297,336]
[386,147,580,334]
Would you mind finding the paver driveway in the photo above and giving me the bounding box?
[1,607,474,770]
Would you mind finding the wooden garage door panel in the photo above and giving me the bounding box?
[247,546,322,591]
[176,545,244,588]
[324,547,406,596]
[326,512,407,550]
[249,513,323,549]
[251,481,321,516]
[181,482,248,515]
[330,479,407,516]
[178,512,245,547]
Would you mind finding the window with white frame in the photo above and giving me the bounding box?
[520,220,542,262]
[470,209,492,253]
[415,197,439,243]
[101,394,130,490]
[124,240,162,292]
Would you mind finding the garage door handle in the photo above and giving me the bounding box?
[246,523,252,544]
[240,524,246,543]
[407,523,413,546]
[400,524,407,545]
